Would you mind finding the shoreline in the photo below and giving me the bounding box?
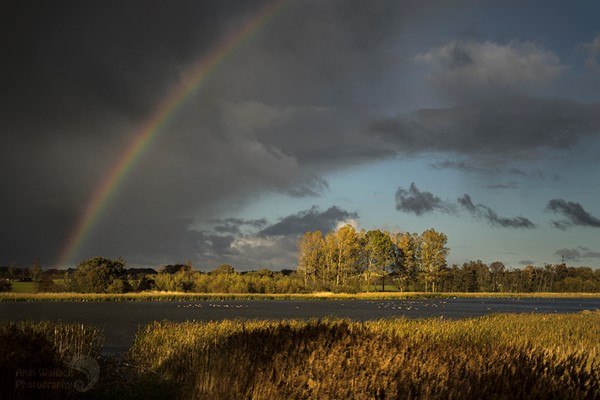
[2,291,600,302]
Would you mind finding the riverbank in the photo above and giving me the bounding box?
[3,290,600,302]
[3,312,599,399]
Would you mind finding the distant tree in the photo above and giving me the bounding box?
[326,225,361,287]
[212,264,236,275]
[35,275,56,293]
[297,231,325,287]
[363,230,396,291]
[31,258,42,282]
[419,228,448,292]
[460,260,490,292]
[395,233,421,290]
[8,263,18,280]
[20,266,31,281]
[70,256,129,293]
[489,261,505,292]
[30,258,56,292]
[134,274,156,291]
[159,263,192,274]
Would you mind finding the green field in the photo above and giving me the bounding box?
[9,281,34,293]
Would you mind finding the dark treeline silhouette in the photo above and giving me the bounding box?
[438,261,600,293]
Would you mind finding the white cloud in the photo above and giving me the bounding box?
[579,34,600,73]
[334,218,360,231]
[416,40,565,93]
[231,235,280,250]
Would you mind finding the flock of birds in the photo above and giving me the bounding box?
[175,300,450,312]
[177,303,248,309]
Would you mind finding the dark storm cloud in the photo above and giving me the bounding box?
[259,206,358,237]
[372,95,600,157]
[0,0,235,122]
[547,199,600,229]
[395,183,454,216]
[3,0,598,269]
[458,194,536,229]
[394,184,535,229]
[2,0,420,266]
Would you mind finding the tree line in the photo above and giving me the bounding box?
[2,224,600,293]
[297,225,600,293]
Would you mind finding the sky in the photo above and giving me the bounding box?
[2,0,600,271]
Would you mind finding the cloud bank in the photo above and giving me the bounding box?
[395,183,454,215]
[457,195,535,229]
[547,199,600,229]
[395,184,535,229]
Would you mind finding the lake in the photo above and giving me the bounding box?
[2,297,599,355]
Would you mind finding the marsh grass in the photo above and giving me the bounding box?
[0,320,102,399]
[3,290,600,302]
[2,313,599,399]
[126,312,600,399]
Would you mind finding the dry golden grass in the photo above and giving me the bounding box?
[126,312,600,399]
[0,320,103,399]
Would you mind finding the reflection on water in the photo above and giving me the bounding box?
[2,298,599,354]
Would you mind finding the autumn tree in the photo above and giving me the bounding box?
[325,224,361,287]
[394,232,421,291]
[363,230,396,291]
[297,230,325,286]
[419,228,448,292]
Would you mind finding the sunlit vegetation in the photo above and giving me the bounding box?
[3,313,600,399]
[2,224,600,296]
[127,312,600,399]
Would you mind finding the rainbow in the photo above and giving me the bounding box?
[57,0,286,267]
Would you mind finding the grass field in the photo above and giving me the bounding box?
[9,281,34,293]
[3,312,600,399]
[125,313,600,399]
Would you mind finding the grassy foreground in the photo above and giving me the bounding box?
[123,312,600,399]
[0,320,103,399]
[3,313,600,399]
[3,290,600,302]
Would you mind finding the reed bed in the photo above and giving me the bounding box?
[126,312,600,399]
[2,290,600,302]
[0,320,103,362]
[0,320,103,399]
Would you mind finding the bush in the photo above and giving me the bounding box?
[106,278,132,294]
[0,279,12,292]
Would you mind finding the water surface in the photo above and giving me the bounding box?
[2,298,599,354]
